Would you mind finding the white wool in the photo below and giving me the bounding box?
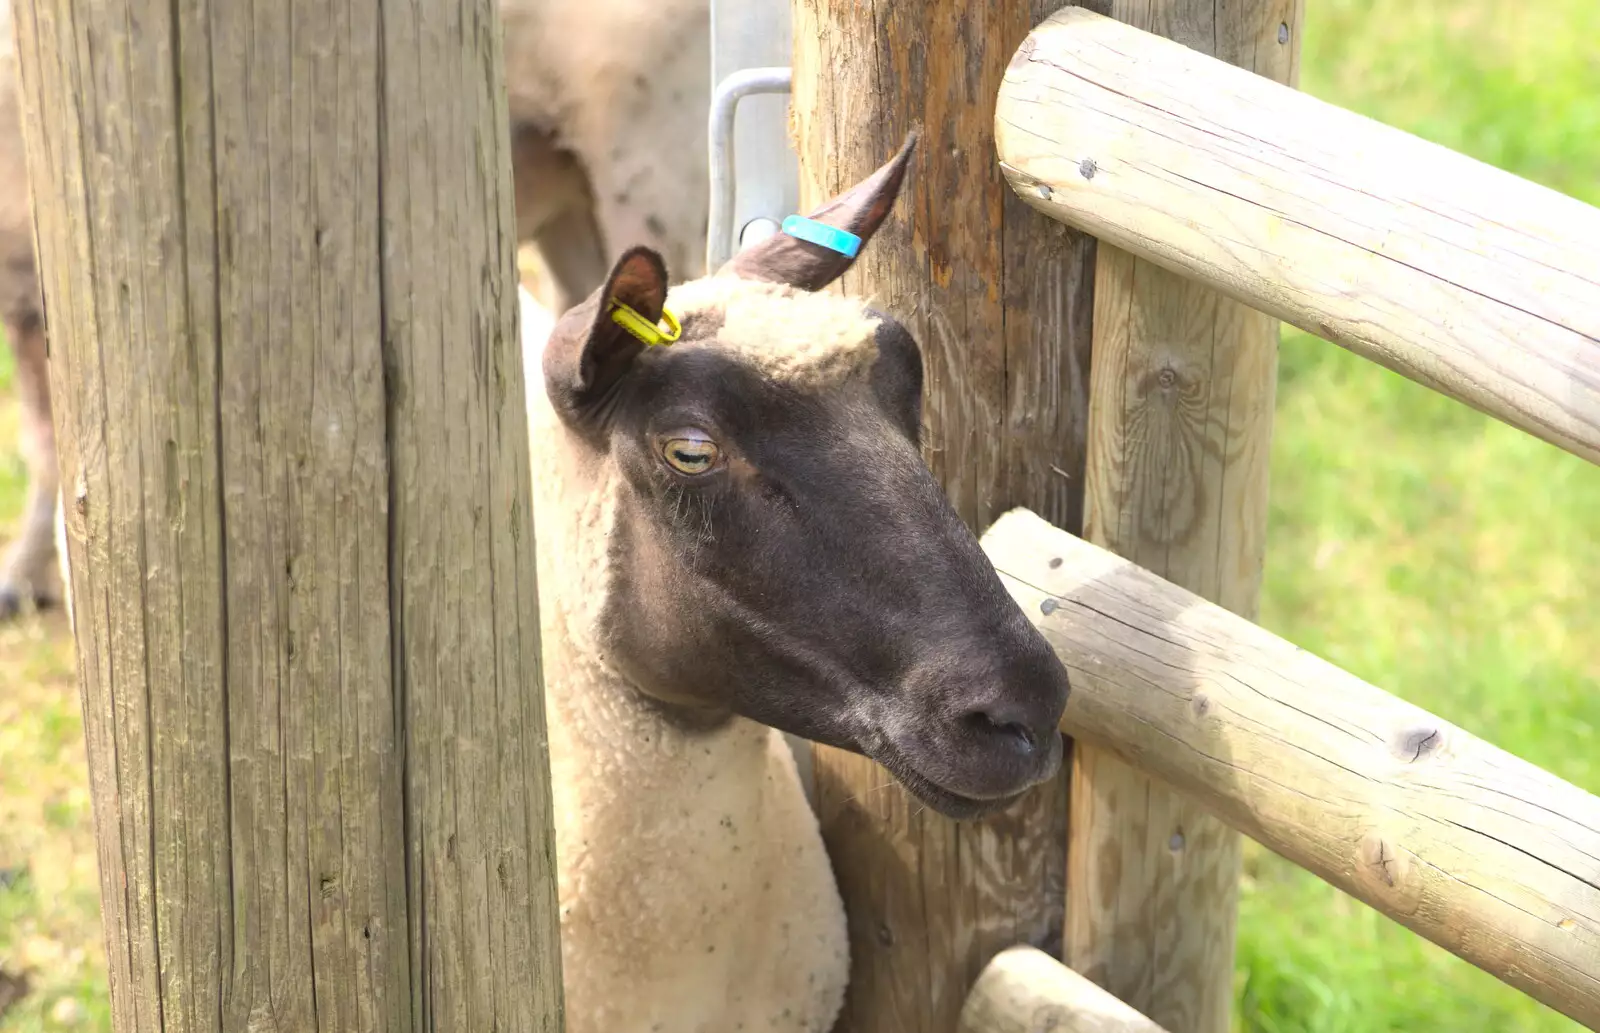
[501,0,712,281]
[668,276,883,389]
[520,284,850,1033]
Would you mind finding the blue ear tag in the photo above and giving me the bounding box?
[781,215,863,259]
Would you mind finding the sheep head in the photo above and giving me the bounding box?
[540,134,1070,820]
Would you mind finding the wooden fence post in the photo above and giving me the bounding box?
[1065,3,1302,1030]
[12,1,564,1029]
[791,1,1098,1028]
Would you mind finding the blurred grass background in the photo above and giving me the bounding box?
[0,342,107,1032]
[1,0,1597,1029]
[1235,1,1599,1031]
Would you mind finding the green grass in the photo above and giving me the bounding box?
[2,3,1598,1030]
[1234,1,1600,1030]
[0,335,101,1031]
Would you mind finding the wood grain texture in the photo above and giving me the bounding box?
[791,1,1101,1029]
[13,1,564,1030]
[998,6,1600,467]
[981,509,1600,1031]
[959,946,1171,1033]
[1011,4,1301,1029]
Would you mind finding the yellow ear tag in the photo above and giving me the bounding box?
[610,298,682,347]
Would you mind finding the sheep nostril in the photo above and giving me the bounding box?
[969,710,1038,752]
[1000,720,1037,751]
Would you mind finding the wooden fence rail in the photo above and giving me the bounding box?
[960,946,1172,1033]
[996,7,1600,467]
[980,509,1600,1029]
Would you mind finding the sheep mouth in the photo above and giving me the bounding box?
[860,734,1040,821]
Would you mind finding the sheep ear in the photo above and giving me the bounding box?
[722,131,918,292]
[544,246,668,428]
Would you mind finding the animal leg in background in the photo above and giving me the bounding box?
[512,125,610,314]
[498,0,711,309]
[571,70,711,290]
[0,317,59,617]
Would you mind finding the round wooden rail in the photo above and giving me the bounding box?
[996,7,1600,467]
[960,946,1171,1033]
[981,509,1600,1029]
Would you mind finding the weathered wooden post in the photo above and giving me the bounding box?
[1064,4,1300,1031]
[13,1,563,1029]
[791,1,1097,1028]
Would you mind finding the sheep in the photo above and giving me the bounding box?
[0,0,713,618]
[524,136,1071,1032]
[47,134,1073,1030]
[19,5,1077,1027]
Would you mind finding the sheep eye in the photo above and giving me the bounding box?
[661,434,721,476]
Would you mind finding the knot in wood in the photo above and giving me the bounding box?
[1392,725,1443,763]
[1358,832,1403,887]
[1078,157,1097,181]
[1156,366,1179,389]
[1355,830,1422,915]
[1039,597,1060,616]
[1007,35,1037,73]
